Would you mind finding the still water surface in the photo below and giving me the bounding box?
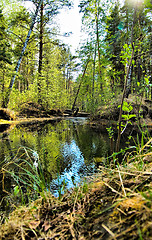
[0,118,111,195]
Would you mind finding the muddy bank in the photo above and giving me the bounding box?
[90,95,152,131]
[18,102,89,118]
[0,102,90,134]
[17,102,63,118]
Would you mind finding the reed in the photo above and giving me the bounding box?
[1,146,47,207]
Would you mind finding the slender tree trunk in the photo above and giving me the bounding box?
[38,1,44,103]
[95,0,102,90]
[72,59,90,112]
[3,0,43,108]
[92,42,97,99]
[116,9,136,152]
[137,49,142,83]
[2,67,5,107]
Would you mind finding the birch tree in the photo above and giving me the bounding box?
[3,0,43,108]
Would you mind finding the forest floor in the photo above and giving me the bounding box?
[0,158,152,240]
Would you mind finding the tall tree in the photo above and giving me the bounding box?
[105,2,125,90]
[30,0,72,103]
[79,0,107,91]
[0,8,12,65]
[3,0,43,108]
[0,8,12,107]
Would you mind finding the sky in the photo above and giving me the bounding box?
[57,0,83,54]
[3,0,142,55]
[23,0,83,54]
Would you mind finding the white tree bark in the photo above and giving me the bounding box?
[4,0,43,107]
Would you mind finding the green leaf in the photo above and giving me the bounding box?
[122,106,129,112]
[122,114,129,120]
[145,76,149,85]
[14,185,20,196]
[128,114,136,119]
[128,105,133,111]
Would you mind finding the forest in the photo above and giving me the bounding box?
[0,0,151,113]
[0,0,152,239]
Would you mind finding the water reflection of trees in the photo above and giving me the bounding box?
[71,120,110,162]
[0,119,111,196]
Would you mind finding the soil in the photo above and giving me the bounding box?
[0,108,16,121]
[17,102,64,118]
[90,94,152,129]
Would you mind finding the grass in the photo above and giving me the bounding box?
[0,140,152,239]
[1,146,48,210]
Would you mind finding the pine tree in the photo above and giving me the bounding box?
[29,0,72,103]
[105,2,125,90]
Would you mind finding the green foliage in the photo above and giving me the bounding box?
[106,126,114,139]
[0,8,12,65]
[120,44,132,66]
[0,0,152,112]
[13,185,20,196]
[2,146,48,205]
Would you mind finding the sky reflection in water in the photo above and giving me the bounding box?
[50,139,95,196]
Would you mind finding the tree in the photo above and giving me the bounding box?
[0,7,12,107]
[3,0,43,108]
[105,2,125,91]
[28,0,72,103]
[79,0,106,91]
[77,0,112,112]
[0,8,12,65]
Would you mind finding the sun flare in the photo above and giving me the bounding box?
[126,0,144,7]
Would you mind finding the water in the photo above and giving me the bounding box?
[0,118,111,197]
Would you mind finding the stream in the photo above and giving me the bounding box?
[0,118,112,197]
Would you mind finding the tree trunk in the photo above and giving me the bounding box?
[3,0,43,108]
[116,9,136,152]
[95,0,102,90]
[1,67,5,108]
[92,42,97,99]
[72,59,90,112]
[38,1,44,103]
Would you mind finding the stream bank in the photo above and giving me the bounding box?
[90,95,152,128]
[0,101,90,136]
[1,159,152,240]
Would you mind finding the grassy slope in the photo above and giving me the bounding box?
[1,153,152,240]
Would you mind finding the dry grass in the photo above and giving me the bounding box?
[0,153,152,240]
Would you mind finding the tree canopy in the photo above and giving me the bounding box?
[0,0,152,112]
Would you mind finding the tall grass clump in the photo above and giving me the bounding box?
[1,146,48,208]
